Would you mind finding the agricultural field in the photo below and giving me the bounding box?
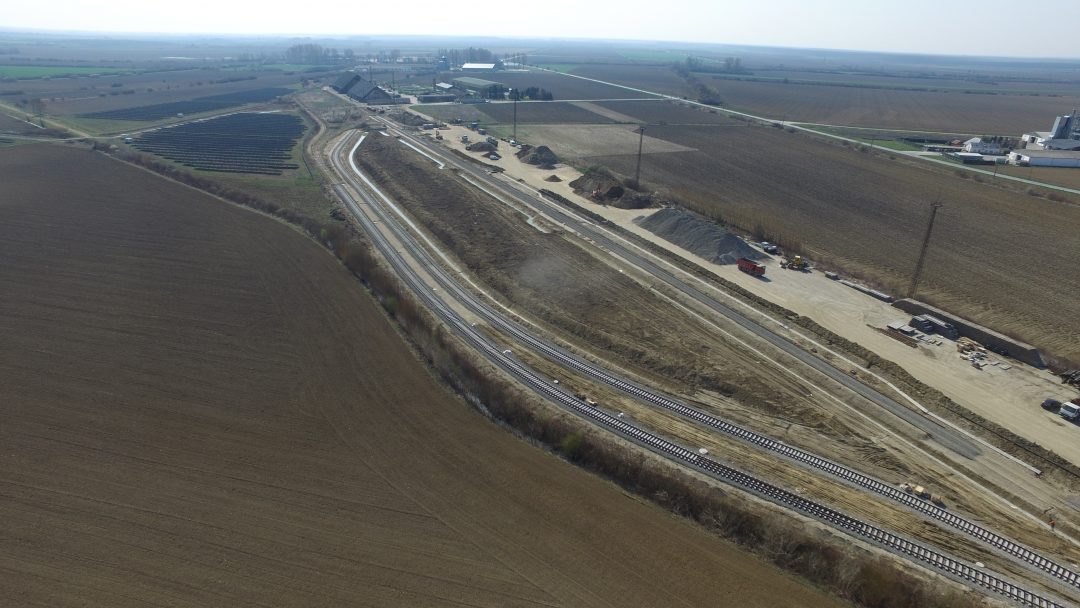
[513,113,1080,363]
[405,69,657,101]
[0,65,134,79]
[417,101,620,126]
[997,165,1080,191]
[0,143,845,608]
[568,64,697,98]
[540,63,1080,135]
[702,78,1080,135]
[82,86,293,120]
[727,69,1080,96]
[133,112,304,175]
[595,99,742,125]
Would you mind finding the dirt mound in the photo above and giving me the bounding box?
[517,145,560,169]
[466,141,496,153]
[635,207,766,265]
[544,175,562,182]
[569,166,658,209]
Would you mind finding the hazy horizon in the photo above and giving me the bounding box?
[4,0,1080,60]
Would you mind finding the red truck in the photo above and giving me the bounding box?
[737,257,766,276]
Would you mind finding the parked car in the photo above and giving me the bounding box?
[760,241,779,254]
[1041,398,1062,411]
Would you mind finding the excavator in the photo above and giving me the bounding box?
[781,255,809,271]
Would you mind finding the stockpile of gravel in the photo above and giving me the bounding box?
[635,207,765,265]
[569,166,655,210]
[516,145,560,169]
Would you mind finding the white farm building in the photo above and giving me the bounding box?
[1008,149,1080,168]
[962,137,1003,154]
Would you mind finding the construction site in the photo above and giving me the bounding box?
[292,84,1080,605]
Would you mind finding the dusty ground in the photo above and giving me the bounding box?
[0,143,848,608]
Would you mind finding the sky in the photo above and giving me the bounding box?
[6,0,1080,58]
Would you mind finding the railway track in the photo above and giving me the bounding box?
[373,116,985,461]
[328,131,1073,607]
[342,127,1080,596]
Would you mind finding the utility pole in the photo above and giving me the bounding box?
[634,125,645,189]
[511,88,518,140]
[907,201,943,299]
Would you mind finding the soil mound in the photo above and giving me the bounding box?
[569,166,657,209]
[544,175,562,182]
[466,141,496,153]
[635,207,765,265]
[517,145,560,169]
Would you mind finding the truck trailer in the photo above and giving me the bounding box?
[737,257,766,276]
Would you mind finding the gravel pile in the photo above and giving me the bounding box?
[570,166,655,209]
[635,207,765,265]
[516,145,560,169]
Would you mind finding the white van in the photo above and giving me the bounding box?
[1060,402,1080,422]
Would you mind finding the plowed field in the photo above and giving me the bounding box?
[0,143,843,607]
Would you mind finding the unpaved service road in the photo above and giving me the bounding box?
[0,144,844,608]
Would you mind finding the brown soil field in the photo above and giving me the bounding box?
[412,69,657,100]
[595,99,744,125]
[997,165,1080,191]
[0,143,845,608]
[704,79,1080,135]
[543,123,1080,363]
[551,64,1079,135]
[570,64,696,99]
[492,70,661,99]
[478,101,617,124]
[743,70,1080,96]
[419,101,617,126]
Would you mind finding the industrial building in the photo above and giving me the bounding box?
[451,76,504,94]
[1020,110,1080,151]
[330,72,398,104]
[1007,149,1080,168]
[457,60,503,72]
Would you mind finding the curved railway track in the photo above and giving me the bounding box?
[328,130,1073,607]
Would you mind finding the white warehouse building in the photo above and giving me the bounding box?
[1008,149,1080,167]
